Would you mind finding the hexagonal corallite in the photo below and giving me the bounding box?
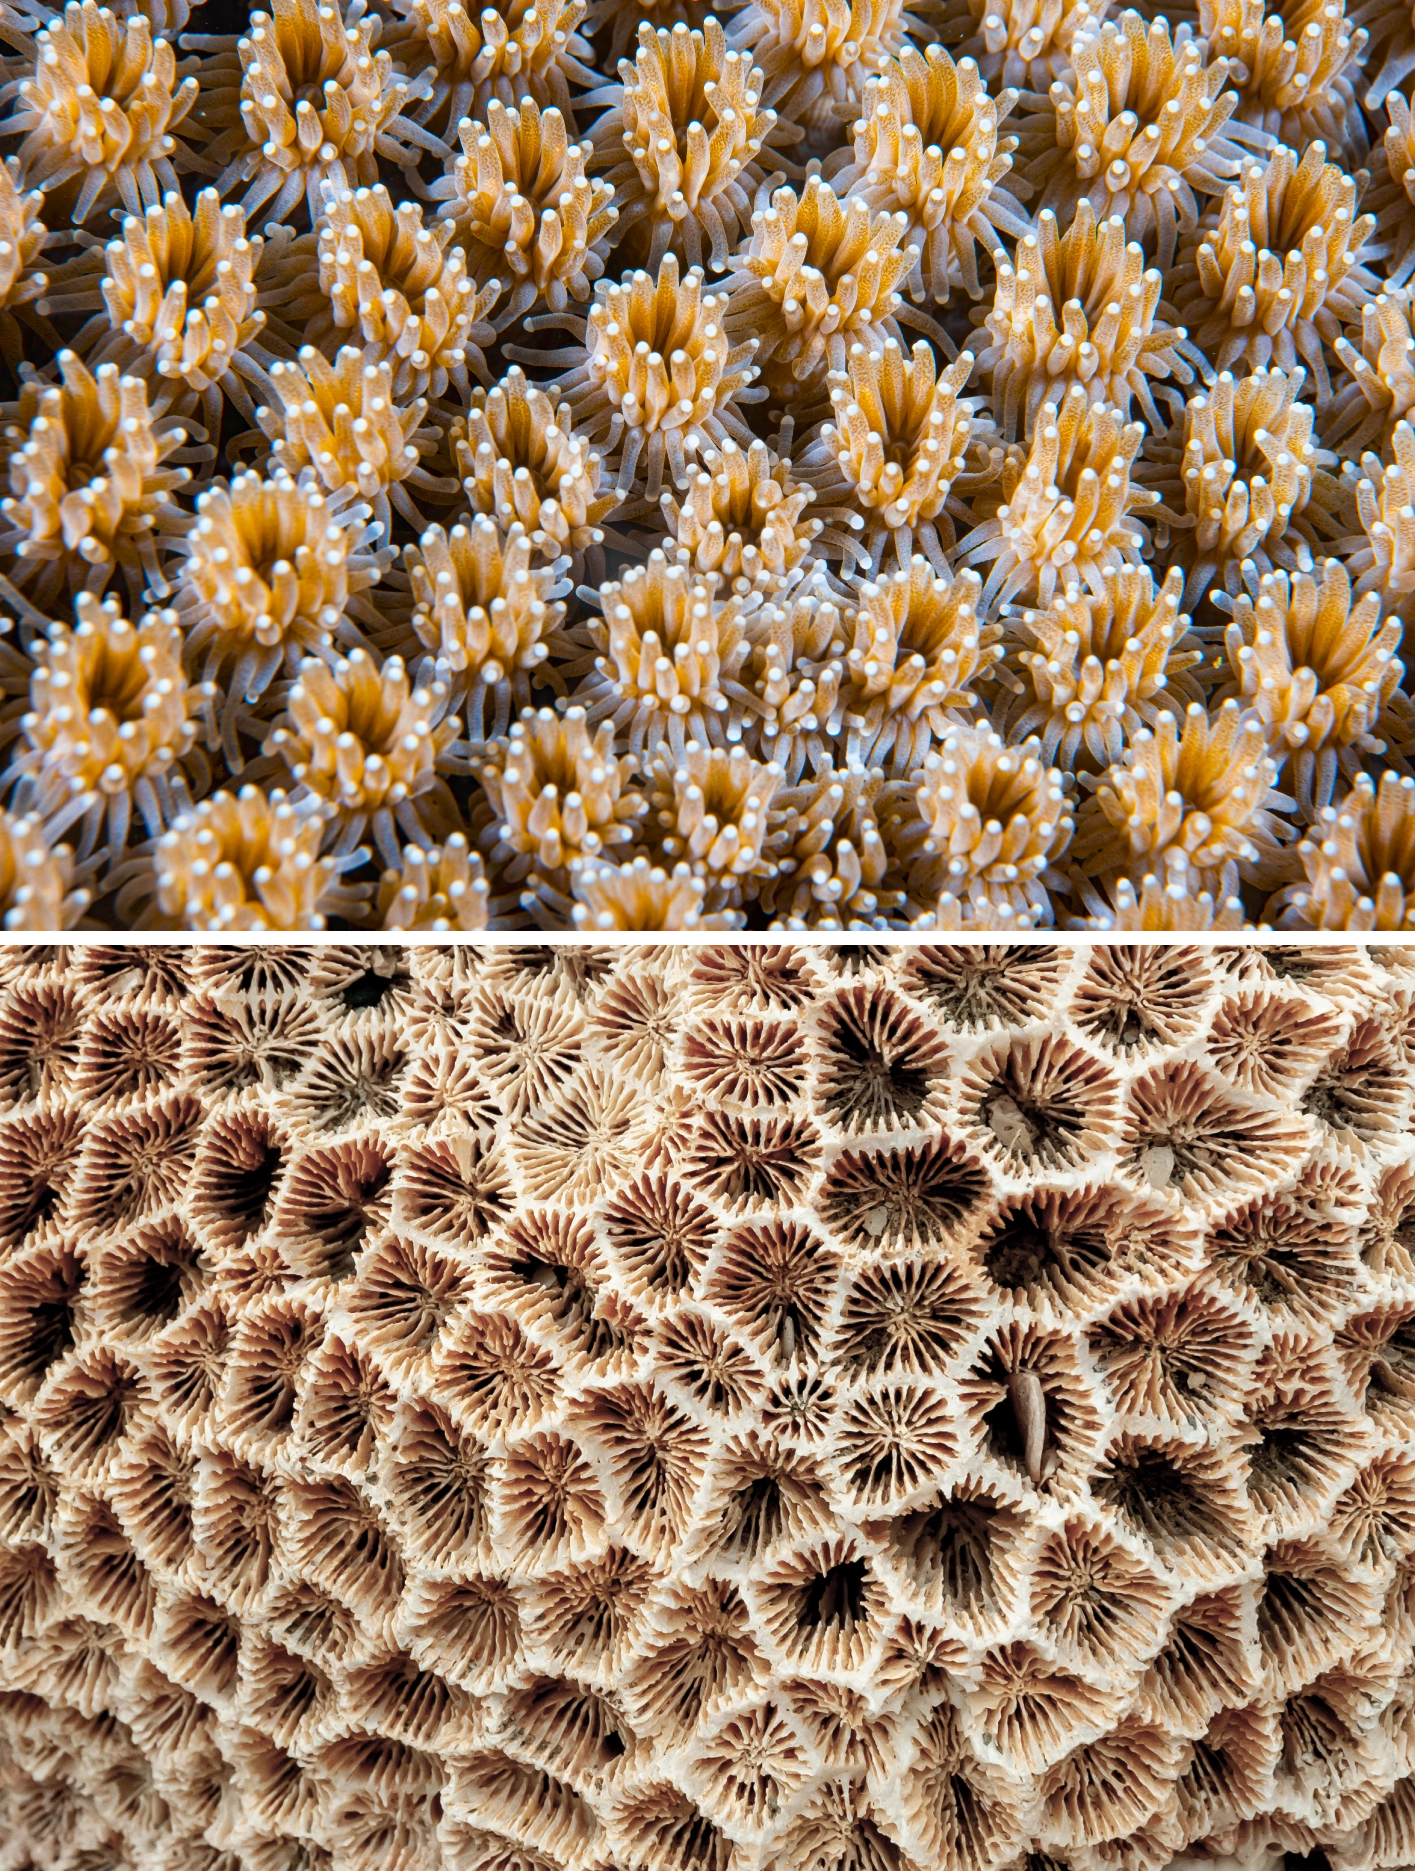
[819,1133,992,1254]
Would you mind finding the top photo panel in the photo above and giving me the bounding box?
[0,0,1407,932]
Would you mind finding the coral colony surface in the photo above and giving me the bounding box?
[0,936,1414,1871]
[1,0,1415,932]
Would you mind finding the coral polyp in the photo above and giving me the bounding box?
[0,0,1399,931]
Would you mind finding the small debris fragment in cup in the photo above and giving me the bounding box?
[1009,1369,1047,1482]
[988,1094,1036,1156]
[1140,1143,1175,1189]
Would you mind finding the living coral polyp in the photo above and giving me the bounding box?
[0,0,1410,928]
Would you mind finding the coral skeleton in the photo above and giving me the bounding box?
[2,937,1414,1868]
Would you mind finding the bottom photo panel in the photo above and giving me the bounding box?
[0,936,1409,1871]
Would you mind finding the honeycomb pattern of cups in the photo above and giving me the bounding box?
[0,939,1413,1871]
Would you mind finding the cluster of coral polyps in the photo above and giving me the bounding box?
[2,0,1415,932]
[1,937,1415,1871]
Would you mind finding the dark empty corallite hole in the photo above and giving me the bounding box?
[673,1810,726,1870]
[1094,1449,1221,1548]
[1301,1073,1367,1131]
[1249,1422,1312,1483]
[26,1290,78,1382]
[981,1214,1110,1293]
[826,1029,931,1128]
[342,969,406,1011]
[983,1220,1052,1288]
[601,1731,625,1759]
[307,1163,392,1261]
[894,1495,999,1608]
[77,1371,140,1453]
[19,1180,61,1239]
[509,1257,587,1317]
[1280,1689,1346,1776]
[271,1664,326,1727]
[581,1310,635,1362]
[314,1239,360,1285]
[983,1393,1028,1468]
[1283,1853,1333,1871]
[729,1477,785,1553]
[828,945,893,973]
[507,1254,626,1362]
[491,1005,521,1042]
[210,1139,283,1238]
[799,1560,867,1630]
[1259,1569,1328,1666]
[506,947,557,977]
[131,1257,186,1325]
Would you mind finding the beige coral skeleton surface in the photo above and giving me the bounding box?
[0,938,1414,1871]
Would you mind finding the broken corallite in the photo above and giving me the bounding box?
[1,938,1414,1871]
